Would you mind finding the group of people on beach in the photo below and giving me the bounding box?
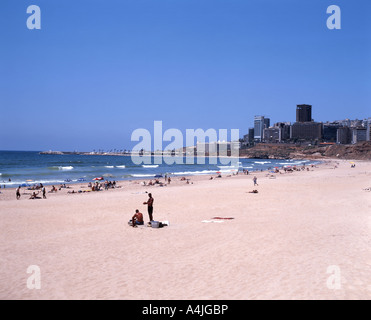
[142,176,194,187]
[144,179,166,186]
[130,193,154,227]
[16,186,47,200]
[86,180,119,191]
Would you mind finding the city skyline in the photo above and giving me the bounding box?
[1,0,370,151]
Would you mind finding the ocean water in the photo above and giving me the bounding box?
[0,151,319,187]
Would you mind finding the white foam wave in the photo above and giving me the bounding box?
[172,168,238,176]
[172,170,216,175]
[104,166,114,168]
[15,179,66,186]
[254,161,271,164]
[218,165,239,169]
[116,165,126,168]
[142,165,159,168]
[279,162,303,165]
[59,166,74,170]
[219,169,237,173]
[131,174,156,178]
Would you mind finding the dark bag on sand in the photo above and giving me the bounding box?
[151,221,164,228]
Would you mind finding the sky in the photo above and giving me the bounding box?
[0,0,370,151]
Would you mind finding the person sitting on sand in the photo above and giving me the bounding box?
[29,191,40,199]
[131,209,144,227]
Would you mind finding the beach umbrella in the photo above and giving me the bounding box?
[93,177,104,181]
[154,174,163,178]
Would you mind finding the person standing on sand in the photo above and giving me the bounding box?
[253,176,258,186]
[42,186,46,199]
[16,186,21,200]
[143,193,154,222]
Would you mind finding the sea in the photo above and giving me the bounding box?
[0,151,320,188]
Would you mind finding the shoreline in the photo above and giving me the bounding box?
[0,157,329,194]
[0,158,362,201]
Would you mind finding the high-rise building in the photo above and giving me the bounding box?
[336,127,352,144]
[248,128,254,144]
[351,128,367,144]
[323,123,341,142]
[274,122,291,141]
[263,127,280,143]
[290,122,323,141]
[254,116,270,142]
[296,104,312,122]
[264,118,270,130]
[365,118,371,141]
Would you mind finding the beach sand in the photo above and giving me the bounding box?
[0,159,370,300]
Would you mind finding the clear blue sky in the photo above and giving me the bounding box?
[1,0,370,151]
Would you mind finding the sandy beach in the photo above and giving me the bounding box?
[0,159,370,300]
